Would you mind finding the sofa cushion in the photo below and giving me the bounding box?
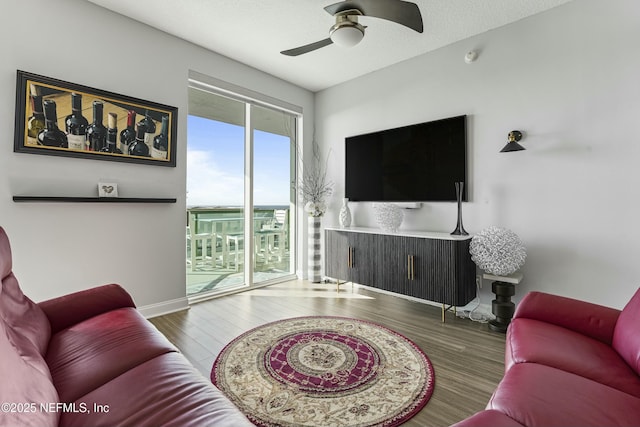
[506,318,640,397]
[0,227,58,427]
[2,274,52,378]
[613,287,640,375]
[0,227,12,279]
[0,308,59,427]
[512,291,620,345]
[488,363,640,427]
[0,227,51,356]
[46,307,177,403]
[59,352,255,427]
[39,283,136,334]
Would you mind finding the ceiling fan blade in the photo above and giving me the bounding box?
[280,38,333,56]
[324,0,423,33]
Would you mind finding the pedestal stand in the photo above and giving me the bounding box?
[483,273,523,333]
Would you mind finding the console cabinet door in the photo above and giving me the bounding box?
[325,230,374,284]
[381,236,475,305]
[325,230,349,281]
[384,235,433,299]
[407,237,475,306]
[450,239,476,306]
[380,235,416,294]
[347,232,375,286]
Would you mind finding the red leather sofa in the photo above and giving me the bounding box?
[453,288,640,427]
[0,227,254,427]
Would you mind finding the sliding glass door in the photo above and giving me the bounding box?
[251,105,296,285]
[186,85,297,298]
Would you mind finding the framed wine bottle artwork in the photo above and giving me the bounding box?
[13,70,178,167]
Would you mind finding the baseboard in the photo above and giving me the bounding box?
[138,297,190,319]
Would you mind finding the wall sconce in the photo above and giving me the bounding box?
[500,130,525,152]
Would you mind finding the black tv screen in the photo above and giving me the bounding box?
[345,115,467,202]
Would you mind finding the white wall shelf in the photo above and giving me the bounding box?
[12,196,177,203]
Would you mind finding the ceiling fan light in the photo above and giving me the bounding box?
[330,25,364,47]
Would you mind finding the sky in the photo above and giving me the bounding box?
[186,115,292,207]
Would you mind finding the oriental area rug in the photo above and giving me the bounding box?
[211,316,435,427]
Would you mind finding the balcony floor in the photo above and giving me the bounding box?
[187,256,291,296]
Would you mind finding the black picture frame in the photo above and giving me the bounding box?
[14,70,177,167]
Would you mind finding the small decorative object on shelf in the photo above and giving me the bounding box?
[339,198,352,228]
[98,182,118,198]
[375,203,403,233]
[450,181,468,236]
[470,226,527,333]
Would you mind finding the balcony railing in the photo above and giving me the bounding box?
[186,206,291,296]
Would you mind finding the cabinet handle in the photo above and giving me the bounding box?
[410,255,415,280]
[348,246,354,268]
[407,256,411,280]
[350,247,354,268]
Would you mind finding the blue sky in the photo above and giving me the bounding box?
[187,115,292,207]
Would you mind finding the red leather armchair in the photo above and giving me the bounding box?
[0,227,254,427]
[453,289,640,427]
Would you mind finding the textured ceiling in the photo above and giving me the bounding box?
[85,0,573,92]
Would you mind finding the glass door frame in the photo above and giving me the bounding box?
[187,71,302,300]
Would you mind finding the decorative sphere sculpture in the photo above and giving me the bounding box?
[470,226,526,276]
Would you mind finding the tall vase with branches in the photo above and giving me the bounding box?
[296,136,333,282]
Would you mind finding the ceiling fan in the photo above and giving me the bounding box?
[281,0,423,56]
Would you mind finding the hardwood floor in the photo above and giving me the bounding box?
[149,280,506,426]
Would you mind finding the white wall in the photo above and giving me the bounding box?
[0,0,314,311]
[316,0,640,309]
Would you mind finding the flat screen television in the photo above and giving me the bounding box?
[345,115,467,202]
